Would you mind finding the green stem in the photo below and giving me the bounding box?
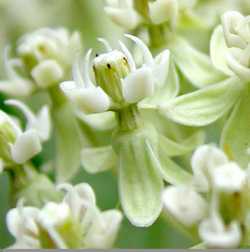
[116,105,143,132]
[134,0,149,19]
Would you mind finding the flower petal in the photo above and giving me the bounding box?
[11,129,42,164]
[122,67,154,103]
[210,26,233,76]
[160,77,243,126]
[81,145,117,174]
[170,37,226,88]
[221,87,250,168]
[117,131,163,227]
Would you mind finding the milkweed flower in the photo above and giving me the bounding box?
[7,183,122,249]
[61,35,204,227]
[0,28,81,96]
[0,99,50,169]
[162,145,250,248]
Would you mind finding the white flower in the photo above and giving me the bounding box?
[211,11,250,81]
[2,99,51,164]
[0,28,81,96]
[211,162,246,193]
[104,0,142,30]
[60,35,170,114]
[7,183,122,249]
[199,213,241,248]
[191,145,228,192]
[162,185,207,227]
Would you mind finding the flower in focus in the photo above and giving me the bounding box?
[7,183,122,249]
[0,28,81,96]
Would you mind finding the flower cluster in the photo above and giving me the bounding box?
[163,145,250,248]
[7,183,122,249]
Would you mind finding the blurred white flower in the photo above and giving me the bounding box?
[0,28,82,96]
[7,183,122,249]
[0,99,51,165]
[60,34,170,113]
[162,185,207,227]
[199,212,241,248]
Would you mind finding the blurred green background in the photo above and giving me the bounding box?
[0,0,194,248]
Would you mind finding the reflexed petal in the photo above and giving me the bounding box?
[160,77,243,126]
[122,67,154,103]
[153,49,170,87]
[221,88,250,168]
[210,26,233,76]
[117,132,163,227]
[170,37,226,88]
[159,130,205,157]
[11,129,42,164]
[0,79,33,97]
[81,146,116,174]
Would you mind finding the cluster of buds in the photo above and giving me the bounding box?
[61,35,170,115]
[210,11,250,81]
[162,145,250,248]
[0,28,81,96]
[0,99,50,170]
[7,183,122,249]
[104,0,197,31]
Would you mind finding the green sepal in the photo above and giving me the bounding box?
[113,125,163,227]
[221,85,250,168]
[159,130,205,157]
[170,37,226,88]
[49,86,83,182]
[81,145,117,174]
[160,77,243,127]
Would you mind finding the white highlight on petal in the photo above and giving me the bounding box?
[125,34,154,66]
[162,185,207,227]
[191,145,228,192]
[122,66,154,103]
[211,162,246,193]
[11,129,42,164]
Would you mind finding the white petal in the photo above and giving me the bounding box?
[33,106,51,141]
[153,49,170,87]
[31,60,64,88]
[122,67,154,103]
[84,209,122,249]
[125,34,154,66]
[221,11,246,49]
[38,202,70,227]
[7,207,39,239]
[211,162,246,192]
[149,0,178,28]
[11,129,42,164]
[210,26,233,76]
[162,186,207,227]
[119,41,136,71]
[191,145,228,192]
[0,79,34,97]
[199,218,241,248]
[104,7,141,30]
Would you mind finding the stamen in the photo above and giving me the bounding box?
[83,49,96,88]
